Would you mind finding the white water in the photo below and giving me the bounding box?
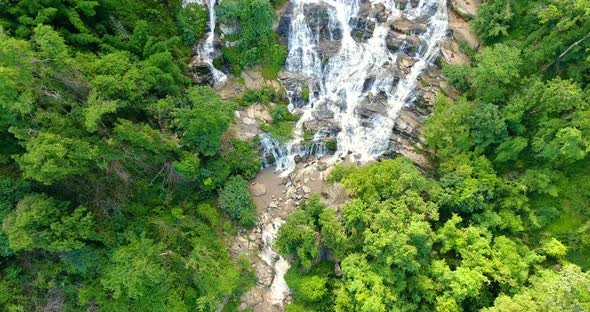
[260,221,290,304]
[262,0,449,173]
[185,0,228,85]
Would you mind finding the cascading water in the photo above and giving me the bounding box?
[263,0,449,173]
[185,0,227,85]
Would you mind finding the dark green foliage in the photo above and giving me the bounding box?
[2,194,94,252]
[219,176,257,227]
[242,87,278,105]
[276,196,327,269]
[260,103,300,142]
[176,3,207,47]
[0,1,257,310]
[222,139,263,180]
[471,0,513,43]
[174,86,237,156]
[217,0,286,79]
[442,63,471,91]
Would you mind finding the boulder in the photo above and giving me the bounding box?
[392,18,428,34]
[350,1,376,42]
[450,0,479,18]
[397,56,417,74]
[318,40,342,59]
[312,110,335,121]
[251,183,267,197]
[356,91,389,120]
[385,30,422,53]
[240,289,264,309]
[302,186,312,194]
[304,3,342,42]
[373,3,389,23]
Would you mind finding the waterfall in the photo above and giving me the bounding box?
[264,0,449,173]
[185,0,228,85]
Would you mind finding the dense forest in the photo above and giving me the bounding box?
[0,0,286,310]
[0,0,589,311]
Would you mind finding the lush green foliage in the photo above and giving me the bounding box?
[219,176,257,228]
[216,0,287,78]
[260,103,300,142]
[0,1,257,310]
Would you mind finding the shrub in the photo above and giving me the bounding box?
[218,176,257,227]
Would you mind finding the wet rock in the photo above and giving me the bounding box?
[397,56,416,74]
[241,289,264,309]
[251,183,267,197]
[312,110,335,120]
[278,72,309,108]
[255,262,274,287]
[398,0,409,10]
[302,118,339,133]
[356,90,390,121]
[373,3,389,23]
[189,62,216,86]
[318,40,342,59]
[350,1,376,42]
[294,155,303,163]
[276,3,294,43]
[392,18,428,34]
[304,3,342,41]
[385,30,422,54]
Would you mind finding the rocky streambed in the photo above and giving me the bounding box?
[231,157,345,311]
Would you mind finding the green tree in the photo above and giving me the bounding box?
[471,0,513,43]
[472,44,522,104]
[218,176,257,227]
[484,264,590,312]
[0,28,34,118]
[217,0,286,77]
[2,194,94,252]
[100,235,175,311]
[174,86,237,156]
[176,4,207,47]
[14,133,99,185]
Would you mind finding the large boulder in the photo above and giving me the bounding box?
[350,1,376,42]
[397,56,417,74]
[386,30,422,54]
[304,3,342,42]
[450,0,479,18]
[355,91,390,124]
[250,183,267,197]
[392,18,428,34]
